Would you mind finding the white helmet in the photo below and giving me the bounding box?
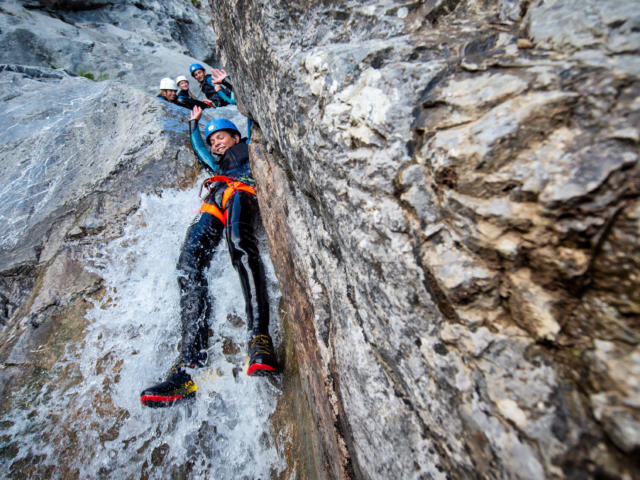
[176,75,188,85]
[159,77,177,91]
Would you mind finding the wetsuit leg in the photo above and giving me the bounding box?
[176,205,224,366]
[225,191,270,337]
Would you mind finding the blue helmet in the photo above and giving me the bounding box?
[205,118,240,144]
[189,63,205,77]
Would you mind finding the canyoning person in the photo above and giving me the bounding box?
[189,63,236,107]
[140,105,276,408]
[157,77,211,111]
[176,75,214,107]
[157,77,179,103]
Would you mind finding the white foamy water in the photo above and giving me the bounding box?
[1,187,287,479]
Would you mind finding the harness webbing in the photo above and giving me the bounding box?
[221,181,257,209]
[200,203,226,225]
[199,176,257,226]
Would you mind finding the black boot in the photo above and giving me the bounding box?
[140,364,197,408]
[246,334,278,376]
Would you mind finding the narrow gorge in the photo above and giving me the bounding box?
[1,1,638,479]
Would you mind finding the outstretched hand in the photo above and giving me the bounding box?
[210,69,228,84]
[190,105,203,121]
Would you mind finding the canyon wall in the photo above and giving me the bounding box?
[213,0,640,478]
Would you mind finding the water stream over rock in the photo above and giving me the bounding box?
[1,187,286,479]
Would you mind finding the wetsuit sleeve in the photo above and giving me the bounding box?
[194,98,211,109]
[217,88,236,105]
[204,76,233,106]
[189,119,218,173]
[177,95,211,110]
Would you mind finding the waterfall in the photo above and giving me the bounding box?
[1,187,286,479]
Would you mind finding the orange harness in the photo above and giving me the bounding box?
[199,176,257,226]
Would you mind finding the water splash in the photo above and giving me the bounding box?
[1,187,286,479]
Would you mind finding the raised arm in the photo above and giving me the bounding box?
[188,106,218,173]
[210,69,236,105]
[216,88,236,105]
[210,69,228,84]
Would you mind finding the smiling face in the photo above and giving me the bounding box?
[161,89,177,101]
[192,69,205,82]
[177,80,189,90]
[209,130,240,155]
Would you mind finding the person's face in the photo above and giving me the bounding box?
[193,69,205,82]
[178,80,189,90]
[210,131,240,155]
[162,89,177,101]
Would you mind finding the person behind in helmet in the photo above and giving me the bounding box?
[189,63,236,107]
[139,105,277,408]
[158,77,179,102]
[176,75,196,99]
[177,75,214,108]
[157,77,211,111]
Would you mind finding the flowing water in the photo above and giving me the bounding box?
[0,187,286,479]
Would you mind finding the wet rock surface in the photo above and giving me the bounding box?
[0,3,289,479]
[215,0,640,478]
[0,59,278,479]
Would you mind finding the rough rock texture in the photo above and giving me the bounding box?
[0,0,217,93]
[214,0,640,478]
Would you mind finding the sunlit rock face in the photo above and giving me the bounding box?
[214,0,640,478]
[0,0,638,478]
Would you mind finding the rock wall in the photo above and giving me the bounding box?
[212,0,640,478]
[0,0,217,92]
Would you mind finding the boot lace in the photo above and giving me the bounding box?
[250,334,273,356]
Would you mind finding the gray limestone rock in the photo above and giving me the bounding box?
[0,0,218,93]
[214,0,640,478]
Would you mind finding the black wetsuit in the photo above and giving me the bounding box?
[176,119,268,366]
[157,94,210,111]
[199,75,234,107]
[178,89,196,99]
